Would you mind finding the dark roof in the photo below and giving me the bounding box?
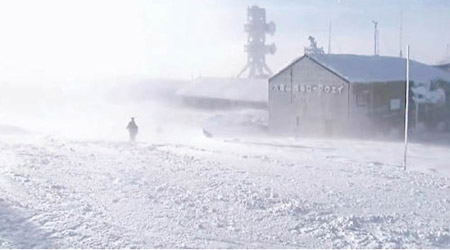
[176,77,268,103]
[271,54,450,84]
[436,56,450,66]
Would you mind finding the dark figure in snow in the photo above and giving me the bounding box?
[202,128,213,138]
[126,117,139,142]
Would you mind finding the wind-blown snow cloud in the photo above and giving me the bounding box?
[0,0,448,84]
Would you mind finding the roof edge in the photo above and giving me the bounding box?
[269,55,307,81]
[269,54,350,84]
[306,55,350,83]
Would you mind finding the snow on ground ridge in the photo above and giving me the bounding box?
[0,135,450,248]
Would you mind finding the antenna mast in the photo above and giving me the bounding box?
[399,11,403,58]
[372,20,379,56]
[328,21,332,54]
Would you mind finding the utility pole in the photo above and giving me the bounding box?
[328,21,332,54]
[372,21,379,56]
[399,11,403,58]
[404,45,410,171]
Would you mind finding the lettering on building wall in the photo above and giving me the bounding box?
[271,84,345,94]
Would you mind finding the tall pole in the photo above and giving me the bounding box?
[374,22,377,55]
[372,21,379,56]
[328,21,332,54]
[415,102,419,128]
[404,45,410,171]
[399,11,403,58]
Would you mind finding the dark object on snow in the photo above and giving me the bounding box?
[126,117,139,141]
[202,129,213,138]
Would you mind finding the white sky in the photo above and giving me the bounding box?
[0,0,449,85]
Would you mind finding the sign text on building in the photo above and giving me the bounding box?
[271,84,344,94]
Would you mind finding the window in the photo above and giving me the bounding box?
[390,99,401,110]
[356,89,370,107]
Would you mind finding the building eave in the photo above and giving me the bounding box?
[269,55,307,81]
[269,54,351,84]
[306,55,351,84]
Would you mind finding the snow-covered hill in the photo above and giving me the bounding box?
[1,78,449,248]
[1,133,449,248]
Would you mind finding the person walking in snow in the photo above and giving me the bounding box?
[126,117,139,142]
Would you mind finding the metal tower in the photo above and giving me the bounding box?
[237,5,276,79]
[372,20,379,56]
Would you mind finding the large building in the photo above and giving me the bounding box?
[176,77,268,109]
[269,54,450,137]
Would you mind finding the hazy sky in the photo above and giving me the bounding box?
[0,0,449,84]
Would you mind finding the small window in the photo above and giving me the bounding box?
[390,99,401,110]
[356,89,370,107]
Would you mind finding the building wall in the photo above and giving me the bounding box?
[349,82,407,138]
[270,56,450,138]
[182,96,267,110]
[269,57,350,136]
[437,64,450,72]
[268,65,294,135]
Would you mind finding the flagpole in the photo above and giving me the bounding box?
[403,45,410,171]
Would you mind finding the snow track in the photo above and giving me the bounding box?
[0,136,449,248]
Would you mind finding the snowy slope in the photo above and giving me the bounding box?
[1,133,450,248]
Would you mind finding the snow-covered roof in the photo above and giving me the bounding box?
[176,77,268,103]
[272,54,450,84]
[436,56,450,66]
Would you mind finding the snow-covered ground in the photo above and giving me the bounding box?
[1,129,450,248]
[1,81,450,248]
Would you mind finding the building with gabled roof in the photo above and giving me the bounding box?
[269,54,450,138]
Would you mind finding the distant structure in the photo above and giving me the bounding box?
[372,21,379,56]
[176,77,268,109]
[304,36,325,55]
[435,45,450,72]
[237,5,276,79]
[436,58,450,72]
[268,54,450,138]
[328,21,332,54]
[399,12,403,58]
[177,5,273,110]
